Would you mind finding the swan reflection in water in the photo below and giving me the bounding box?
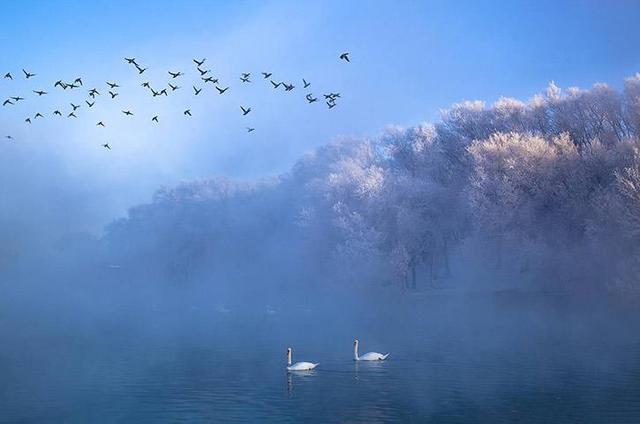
[287,368,318,397]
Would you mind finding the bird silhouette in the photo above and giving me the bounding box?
[306,93,318,103]
[168,83,180,91]
[202,76,217,84]
[86,100,95,108]
[97,121,105,127]
[216,86,229,94]
[25,118,31,124]
[33,90,47,96]
[160,88,168,96]
[339,52,350,62]
[68,112,77,118]
[270,80,281,88]
[122,110,133,116]
[240,75,251,83]
[141,82,151,88]
[5,135,13,139]
[54,80,65,89]
[193,58,206,67]
[11,96,24,102]
[240,106,251,116]
[283,83,295,91]
[71,103,80,111]
[4,72,12,80]
[106,82,120,89]
[88,88,100,97]
[22,69,35,79]
[168,71,184,78]
[125,57,138,65]
[327,100,336,109]
[2,99,13,106]
[303,79,311,88]
[34,113,43,119]
[152,115,159,122]
[53,110,62,116]
[134,64,147,74]
[246,127,255,132]
[74,78,83,86]
[193,86,202,95]
[109,91,119,99]
[197,67,210,76]
[262,72,272,79]
[102,143,111,150]
[184,109,192,116]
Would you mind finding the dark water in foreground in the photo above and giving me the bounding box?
[1,288,640,423]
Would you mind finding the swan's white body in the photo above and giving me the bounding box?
[354,339,389,361]
[287,348,318,371]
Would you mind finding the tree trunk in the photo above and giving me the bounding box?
[411,264,417,289]
[443,238,451,277]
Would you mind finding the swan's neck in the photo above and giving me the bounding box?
[354,342,359,360]
[287,350,292,366]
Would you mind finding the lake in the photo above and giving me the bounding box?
[1,287,639,423]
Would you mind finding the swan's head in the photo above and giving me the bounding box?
[287,347,292,355]
[354,339,359,345]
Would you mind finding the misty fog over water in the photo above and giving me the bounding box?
[3,65,640,421]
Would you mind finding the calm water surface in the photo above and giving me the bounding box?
[1,289,639,423]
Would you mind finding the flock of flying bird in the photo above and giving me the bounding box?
[1,52,351,150]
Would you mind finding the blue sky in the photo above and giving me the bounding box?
[1,0,639,234]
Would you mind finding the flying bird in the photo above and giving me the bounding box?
[54,80,65,89]
[303,79,311,88]
[11,96,24,102]
[240,75,251,83]
[125,57,137,65]
[193,86,202,95]
[327,100,336,109]
[197,67,210,76]
[270,80,281,88]
[122,110,133,116]
[141,82,150,88]
[2,99,13,106]
[109,91,118,99]
[74,78,83,86]
[4,72,12,80]
[168,83,180,91]
[53,110,62,116]
[306,93,318,103]
[25,118,31,124]
[216,86,229,94]
[193,58,206,67]
[88,88,100,97]
[246,127,255,132]
[33,90,47,96]
[240,106,251,116]
[22,69,35,79]
[152,115,159,122]
[86,100,95,108]
[283,83,295,91]
[106,82,119,89]
[68,112,77,118]
[71,103,80,111]
[168,71,184,78]
[262,72,272,79]
[102,143,111,150]
[202,76,217,84]
[134,64,147,74]
[184,109,192,116]
[339,52,350,62]
[34,113,43,119]
[97,121,105,127]
[5,135,13,139]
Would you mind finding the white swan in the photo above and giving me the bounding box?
[354,339,389,361]
[287,347,319,371]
